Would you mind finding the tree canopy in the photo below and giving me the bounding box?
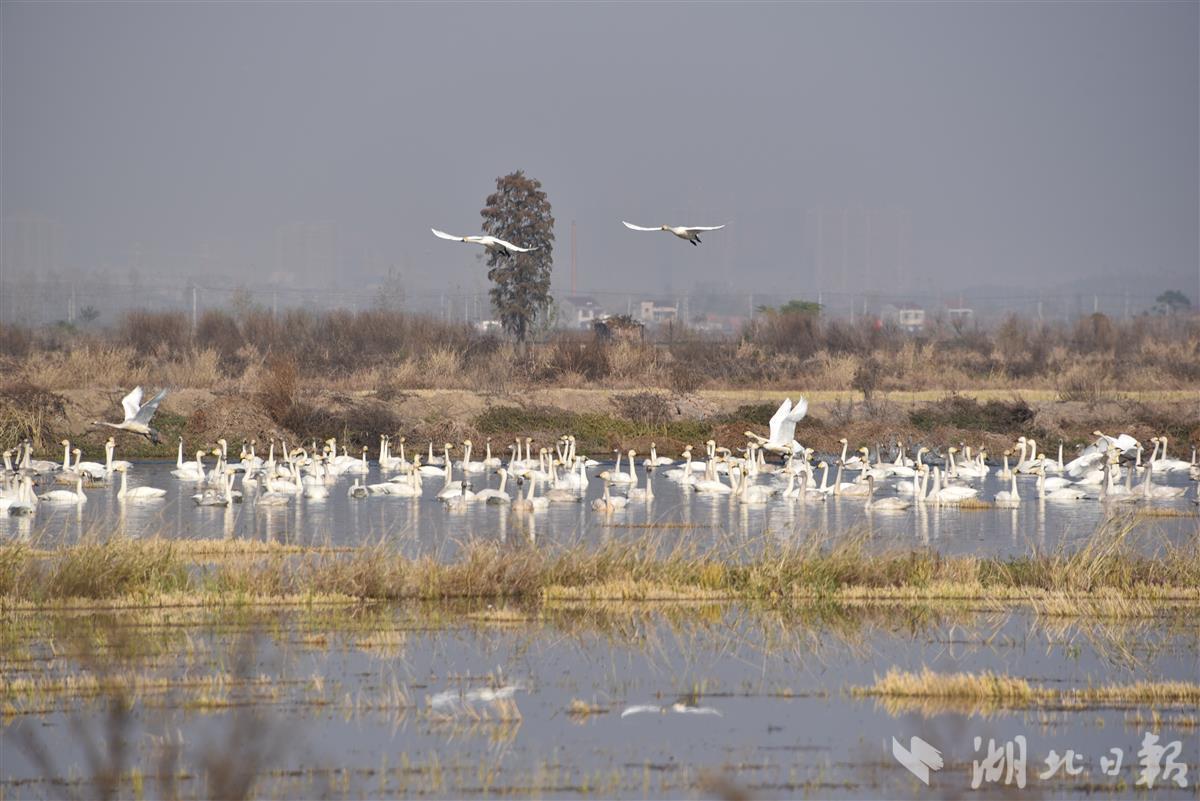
[480,171,555,342]
[1154,290,1192,315]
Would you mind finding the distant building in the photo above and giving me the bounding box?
[947,307,974,325]
[638,299,678,325]
[882,304,925,332]
[474,319,502,334]
[559,295,605,329]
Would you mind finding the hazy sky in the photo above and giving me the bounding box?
[2,1,1197,301]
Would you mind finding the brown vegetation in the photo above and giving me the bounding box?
[1,307,1198,457]
[2,520,1196,608]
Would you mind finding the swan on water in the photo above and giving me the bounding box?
[864,476,911,512]
[115,465,167,501]
[95,387,168,443]
[432,228,538,258]
[621,221,726,246]
[993,471,1020,508]
[39,476,87,504]
[474,468,512,504]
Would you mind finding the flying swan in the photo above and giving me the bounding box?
[622,221,726,245]
[95,387,168,444]
[431,228,538,257]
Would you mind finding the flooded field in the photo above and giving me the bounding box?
[2,603,1197,799]
[3,457,1197,799]
[4,461,1197,559]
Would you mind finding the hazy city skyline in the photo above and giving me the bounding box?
[2,2,1197,307]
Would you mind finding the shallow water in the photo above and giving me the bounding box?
[2,604,1196,799]
[5,460,1197,557]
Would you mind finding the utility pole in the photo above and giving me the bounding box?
[816,206,824,299]
[841,207,849,296]
[570,220,577,295]
[191,286,197,331]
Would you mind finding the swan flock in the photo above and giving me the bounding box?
[5,395,1197,515]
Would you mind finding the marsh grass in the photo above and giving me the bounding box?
[2,518,1197,610]
[856,666,1200,714]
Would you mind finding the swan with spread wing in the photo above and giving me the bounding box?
[95,387,168,444]
[622,221,725,245]
[744,397,808,456]
[431,228,538,258]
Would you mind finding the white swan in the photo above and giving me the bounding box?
[1139,467,1188,499]
[626,460,656,502]
[731,465,772,505]
[993,471,1020,508]
[348,478,369,499]
[513,478,549,512]
[1149,436,1191,472]
[600,449,636,485]
[39,476,88,504]
[115,466,167,501]
[257,475,293,506]
[474,469,512,504]
[432,227,538,257]
[590,480,627,512]
[173,442,206,481]
[1036,469,1087,501]
[95,386,168,443]
[744,397,808,457]
[622,221,725,246]
[927,467,979,505]
[865,476,911,512]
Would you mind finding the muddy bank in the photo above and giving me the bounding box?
[5,383,1198,462]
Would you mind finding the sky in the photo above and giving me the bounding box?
[2,1,1197,306]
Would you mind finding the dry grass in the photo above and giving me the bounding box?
[2,520,1197,611]
[4,306,1199,395]
[856,666,1200,714]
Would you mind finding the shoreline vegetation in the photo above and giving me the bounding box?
[2,308,1198,459]
[3,524,1197,613]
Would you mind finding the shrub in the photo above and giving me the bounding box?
[909,395,1035,433]
[121,310,189,356]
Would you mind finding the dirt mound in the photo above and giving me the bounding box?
[184,394,288,447]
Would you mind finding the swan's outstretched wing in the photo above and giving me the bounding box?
[132,389,168,426]
[622,221,660,232]
[776,396,809,447]
[785,396,808,423]
[431,228,465,242]
[682,225,726,233]
[768,398,793,443]
[492,237,538,253]
[121,387,144,423]
[674,705,722,716]
[620,704,663,718]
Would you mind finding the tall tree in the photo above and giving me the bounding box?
[480,171,554,342]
